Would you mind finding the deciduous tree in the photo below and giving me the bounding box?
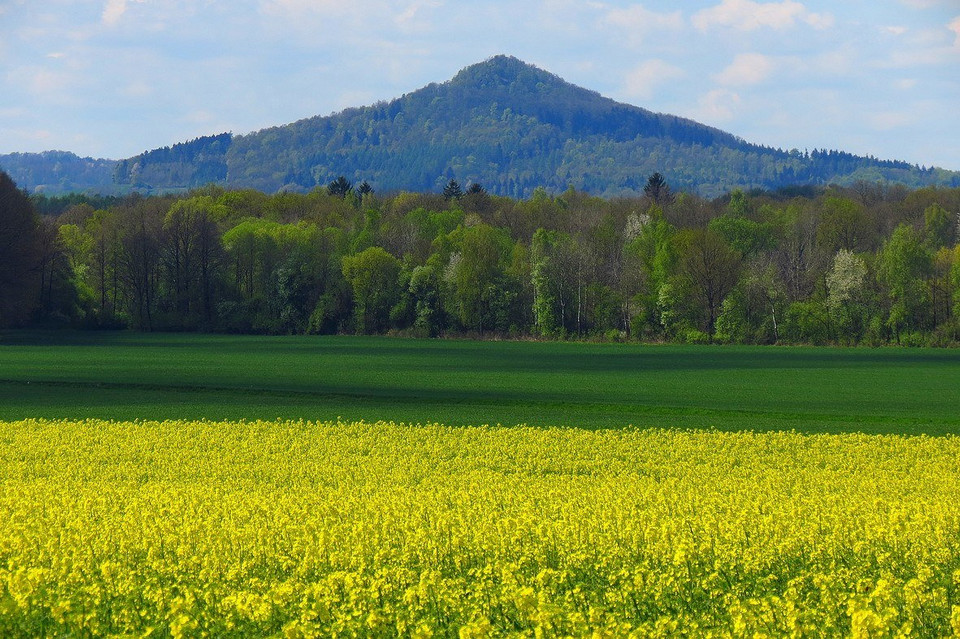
[0,172,42,326]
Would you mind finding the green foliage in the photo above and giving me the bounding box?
[714,294,748,344]
[0,172,44,326]
[327,176,353,199]
[408,264,445,336]
[923,203,954,249]
[341,246,401,334]
[708,214,774,257]
[114,133,231,188]
[674,228,741,336]
[643,172,673,205]
[877,224,933,339]
[449,224,515,332]
[817,196,872,253]
[442,179,464,201]
[782,300,831,345]
[5,167,960,346]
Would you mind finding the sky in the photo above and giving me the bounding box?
[1,0,959,170]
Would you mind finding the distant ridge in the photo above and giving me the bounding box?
[0,151,118,194]
[3,55,958,197]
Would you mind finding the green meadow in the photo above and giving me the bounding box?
[1,331,958,434]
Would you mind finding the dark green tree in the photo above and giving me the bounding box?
[643,172,674,205]
[327,176,353,199]
[0,172,43,326]
[443,179,464,201]
[675,228,741,337]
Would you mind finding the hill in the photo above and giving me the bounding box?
[3,56,959,197]
[0,151,118,195]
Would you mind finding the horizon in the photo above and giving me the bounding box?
[1,1,958,170]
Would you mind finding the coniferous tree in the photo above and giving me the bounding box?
[327,176,353,199]
[443,179,464,201]
[643,172,674,205]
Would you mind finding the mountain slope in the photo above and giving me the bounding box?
[217,56,959,197]
[219,55,761,197]
[0,151,118,195]
[4,56,959,197]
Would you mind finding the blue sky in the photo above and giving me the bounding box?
[2,0,959,170]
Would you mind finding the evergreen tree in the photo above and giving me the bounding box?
[328,176,353,199]
[443,179,464,201]
[643,172,674,205]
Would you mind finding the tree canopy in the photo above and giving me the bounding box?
[8,168,960,346]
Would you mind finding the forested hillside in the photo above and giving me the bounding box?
[0,151,118,195]
[4,167,960,347]
[3,56,958,197]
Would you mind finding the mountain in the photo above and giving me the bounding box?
[0,151,119,195]
[3,56,959,198]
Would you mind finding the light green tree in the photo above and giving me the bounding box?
[341,246,401,334]
[877,224,932,341]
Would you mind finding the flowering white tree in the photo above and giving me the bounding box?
[826,250,866,310]
[826,249,867,339]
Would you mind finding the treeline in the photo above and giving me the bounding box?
[3,170,960,346]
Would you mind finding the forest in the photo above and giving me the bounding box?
[7,57,958,198]
[2,168,960,347]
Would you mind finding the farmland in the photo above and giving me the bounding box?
[3,333,960,635]
[1,331,960,434]
[3,418,960,637]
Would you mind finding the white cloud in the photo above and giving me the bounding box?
[257,0,444,41]
[397,0,442,25]
[895,78,918,90]
[950,16,960,48]
[899,0,948,8]
[259,0,344,15]
[713,53,775,86]
[883,26,908,36]
[692,0,833,32]
[102,0,127,26]
[600,5,684,44]
[102,0,147,27]
[695,88,742,122]
[621,59,685,100]
[394,0,443,34]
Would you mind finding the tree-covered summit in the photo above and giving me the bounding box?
[2,56,958,197]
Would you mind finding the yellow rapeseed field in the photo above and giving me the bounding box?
[1,419,959,637]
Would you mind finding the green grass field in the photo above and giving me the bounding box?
[1,331,959,434]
